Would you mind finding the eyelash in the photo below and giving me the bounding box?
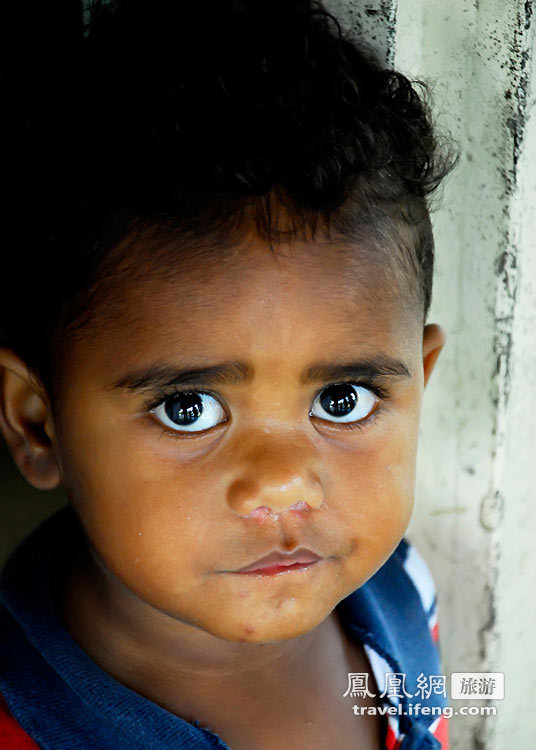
[143,380,390,438]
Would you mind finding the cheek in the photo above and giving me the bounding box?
[57,409,224,594]
[332,416,418,576]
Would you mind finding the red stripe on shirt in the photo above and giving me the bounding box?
[431,714,449,749]
[0,694,40,748]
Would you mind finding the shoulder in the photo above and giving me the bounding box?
[0,598,41,748]
[391,538,440,647]
[380,539,449,750]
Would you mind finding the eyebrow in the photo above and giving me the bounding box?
[107,355,411,393]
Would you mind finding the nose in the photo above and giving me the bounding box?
[226,434,325,518]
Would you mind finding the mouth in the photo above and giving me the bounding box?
[231,548,323,576]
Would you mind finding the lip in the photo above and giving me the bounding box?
[233,548,323,575]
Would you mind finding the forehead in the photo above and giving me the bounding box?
[64,234,420,379]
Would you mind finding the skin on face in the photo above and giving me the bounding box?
[0,229,445,729]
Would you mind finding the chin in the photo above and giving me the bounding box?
[205,604,329,644]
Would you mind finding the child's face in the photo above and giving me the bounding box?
[46,231,441,643]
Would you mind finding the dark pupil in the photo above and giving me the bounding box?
[165,392,203,425]
[320,384,357,417]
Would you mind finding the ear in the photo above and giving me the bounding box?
[422,324,446,389]
[0,348,61,490]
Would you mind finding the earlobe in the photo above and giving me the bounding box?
[422,324,446,389]
[0,348,61,490]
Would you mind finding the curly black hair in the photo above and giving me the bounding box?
[0,0,457,396]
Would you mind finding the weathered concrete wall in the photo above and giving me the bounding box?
[323,0,398,64]
[491,26,536,747]
[326,0,536,747]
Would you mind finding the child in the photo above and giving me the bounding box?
[0,0,456,748]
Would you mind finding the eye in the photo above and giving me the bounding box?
[151,391,226,432]
[309,383,379,425]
